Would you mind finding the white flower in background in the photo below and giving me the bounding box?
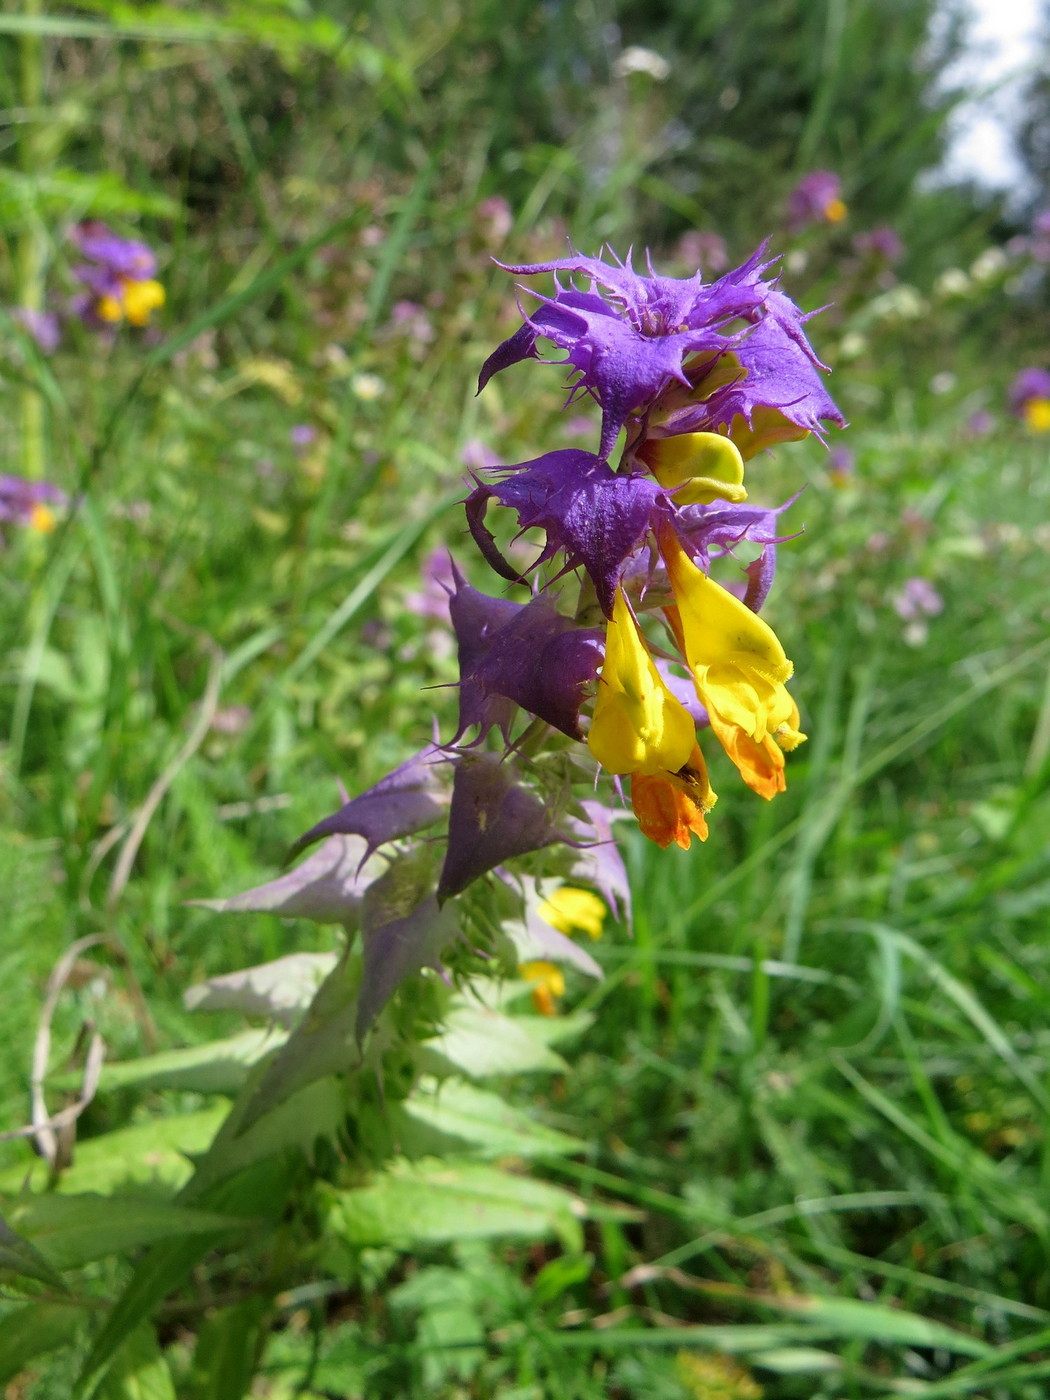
[970,247,1008,280]
[614,46,671,80]
[351,372,385,401]
[934,267,971,298]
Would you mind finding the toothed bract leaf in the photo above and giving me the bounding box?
[357,895,458,1038]
[438,755,565,901]
[674,496,797,613]
[467,594,604,739]
[448,563,523,741]
[288,748,449,862]
[467,450,669,618]
[190,834,382,928]
[184,952,339,1025]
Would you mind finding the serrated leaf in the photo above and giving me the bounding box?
[189,836,381,935]
[325,1158,585,1251]
[0,1303,79,1386]
[418,1003,568,1078]
[398,1077,583,1159]
[3,1193,253,1271]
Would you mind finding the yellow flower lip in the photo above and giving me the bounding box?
[538,886,606,940]
[825,197,847,223]
[587,588,696,778]
[659,527,806,797]
[1024,397,1050,433]
[639,431,748,505]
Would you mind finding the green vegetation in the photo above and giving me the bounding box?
[1,3,1049,1396]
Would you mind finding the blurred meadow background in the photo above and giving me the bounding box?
[2,1,1050,1396]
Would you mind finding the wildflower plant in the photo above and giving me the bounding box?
[206,240,844,1043]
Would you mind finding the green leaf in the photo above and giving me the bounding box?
[751,1347,844,1375]
[0,1215,68,1293]
[0,1303,80,1386]
[0,1107,228,1197]
[325,1158,585,1252]
[73,1155,298,1400]
[97,1325,176,1400]
[185,1299,267,1400]
[757,1293,991,1358]
[419,1003,568,1078]
[4,1193,253,1271]
[70,1029,286,1096]
[0,168,178,230]
[398,1077,584,1160]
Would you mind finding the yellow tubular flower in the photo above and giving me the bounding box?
[28,503,57,534]
[1024,397,1050,433]
[587,588,696,777]
[538,887,606,940]
[660,528,805,799]
[121,278,165,327]
[519,960,565,1016]
[639,432,748,505]
[825,197,847,223]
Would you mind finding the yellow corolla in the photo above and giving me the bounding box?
[639,431,748,505]
[519,960,565,1016]
[538,886,606,940]
[98,278,166,327]
[587,588,696,777]
[1024,397,1050,433]
[660,529,805,799]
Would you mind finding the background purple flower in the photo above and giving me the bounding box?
[0,474,67,530]
[1008,367,1050,417]
[787,171,846,231]
[11,308,61,354]
[851,226,904,263]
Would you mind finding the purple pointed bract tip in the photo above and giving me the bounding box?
[437,754,565,902]
[287,747,450,866]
